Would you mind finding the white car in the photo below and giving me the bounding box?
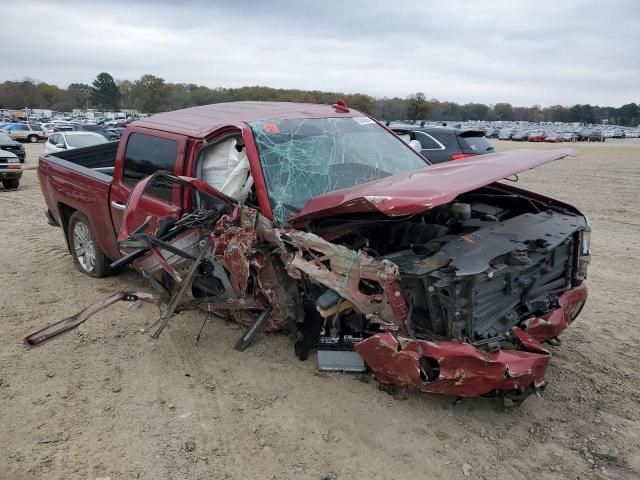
[43,131,108,155]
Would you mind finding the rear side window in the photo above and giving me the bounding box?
[414,131,444,150]
[426,130,458,150]
[123,133,178,202]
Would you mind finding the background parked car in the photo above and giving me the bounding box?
[75,124,120,140]
[43,131,109,155]
[585,130,604,142]
[105,126,125,139]
[498,129,513,140]
[543,133,563,143]
[511,130,529,141]
[527,132,545,142]
[0,150,22,189]
[390,124,495,163]
[1,123,45,142]
[0,130,26,162]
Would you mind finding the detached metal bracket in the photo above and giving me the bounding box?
[24,291,159,348]
[234,306,273,352]
[151,236,211,339]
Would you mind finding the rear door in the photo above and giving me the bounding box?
[109,128,187,238]
[9,124,28,141]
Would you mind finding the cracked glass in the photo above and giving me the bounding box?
[250,117,428,223]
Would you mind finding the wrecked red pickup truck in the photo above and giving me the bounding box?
[34,102,591,403]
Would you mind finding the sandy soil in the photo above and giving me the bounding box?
[1,140,639,480]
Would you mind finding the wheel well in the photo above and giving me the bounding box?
[58,203,76,245]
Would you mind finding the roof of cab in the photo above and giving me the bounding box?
[131,101,361,138]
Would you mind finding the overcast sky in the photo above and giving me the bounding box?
[3,0,639,106]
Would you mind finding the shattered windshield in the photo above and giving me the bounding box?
[250,117,428,223]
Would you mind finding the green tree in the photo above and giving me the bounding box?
[544,105,570,122]
[133,74,169,113]
[117,80,135,109]
[493,102,513,121]
[91,72,121,110]
[405,92,429,121]
[346,93,375,114]
[616,103,639,126]
[37,83,62,108]
[67,83,92,110]
[463,103,490,120]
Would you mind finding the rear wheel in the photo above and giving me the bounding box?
[68,211,112,277]
[2,178,19,189]
[27,135,38,143]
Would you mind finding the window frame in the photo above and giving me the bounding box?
[120,131,184,205]
[413,130,446,151]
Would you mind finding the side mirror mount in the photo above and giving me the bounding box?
[56,143,65,149]
[409,139,422,152]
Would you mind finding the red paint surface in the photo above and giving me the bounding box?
[523,283,588,342]
[290,148,577,224]
[355,328,550,397]
[354,284,588,398]
[133,101,360,138]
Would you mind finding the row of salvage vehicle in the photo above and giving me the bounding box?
[27,101,591,405]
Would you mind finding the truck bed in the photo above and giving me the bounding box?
[38,141,121,261]
[45,141,119,177]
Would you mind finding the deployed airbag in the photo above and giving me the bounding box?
[201,138,253,202]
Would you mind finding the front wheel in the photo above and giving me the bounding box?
[2,178,19,189]
[68,211,112,277]
[27,135,38,143]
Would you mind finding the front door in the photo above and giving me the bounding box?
[109,128,187,242]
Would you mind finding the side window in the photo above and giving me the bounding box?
[391,130,411,143]
[123,133,179,203]
[49,134,57,144]
[414,131,444,150]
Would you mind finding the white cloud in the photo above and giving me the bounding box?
[2,0,639,106]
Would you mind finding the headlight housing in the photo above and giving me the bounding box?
[575,217,591,282]
[579,229,591,256]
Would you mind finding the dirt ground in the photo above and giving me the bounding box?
[1,139,639,480]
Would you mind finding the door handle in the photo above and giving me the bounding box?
[111,201,126,211]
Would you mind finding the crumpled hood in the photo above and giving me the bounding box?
[289,148,578,224]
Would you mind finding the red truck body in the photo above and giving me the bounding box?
[36,102,591,403]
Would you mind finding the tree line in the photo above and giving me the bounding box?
[1,72,638,127]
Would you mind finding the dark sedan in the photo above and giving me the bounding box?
[73,124,120,141]
[390,124,494,163]
[0,130,26,163]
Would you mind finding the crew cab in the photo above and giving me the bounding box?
[37,102,591,403]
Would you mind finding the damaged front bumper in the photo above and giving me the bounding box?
[355,284,587,398]
[26,170,591,404]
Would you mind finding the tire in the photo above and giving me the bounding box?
[28,135,38,143]
[67,211,112,277]
[2,178,19,189]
